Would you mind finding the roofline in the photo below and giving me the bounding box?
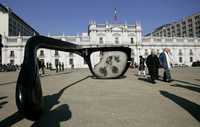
[0,3,8,12]
[10,11,40,35]
[147,11,200,35]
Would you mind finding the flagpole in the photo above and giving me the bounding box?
[113,8,118,24]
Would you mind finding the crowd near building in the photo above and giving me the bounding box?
[0,3,200,69]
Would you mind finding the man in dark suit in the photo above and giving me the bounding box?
[146,50,160,83]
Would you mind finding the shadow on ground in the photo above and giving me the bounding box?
[195,79,200,82]
[0,76,90,127]
[90,75,127,80]
[0,111,24,127]
[40,71,73,78]
[0,81,16,86]
[171,84,200,93]
[31,104,71,127]
[138,77,157,84]
[173,79,200,87]
[0,71,73,86]
[160,90,200,122]
[0,96,8,109]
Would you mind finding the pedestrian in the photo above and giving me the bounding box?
[61,62,64,71]
[159,48,174,82]
[46,62,49,69]
[41,61,45,74]
[49,63,52,70]
[138,56,146,76]
[55,62,58,73]
[59,62,62,71]
[146,50,160,83]
[71,64,74,70]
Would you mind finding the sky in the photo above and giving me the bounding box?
[0,0,200,36]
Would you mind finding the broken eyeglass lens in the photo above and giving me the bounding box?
[90,51,128,78]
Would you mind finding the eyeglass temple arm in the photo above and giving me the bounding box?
[16,35,84,120]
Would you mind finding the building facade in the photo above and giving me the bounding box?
[1,4,200,68]
[147,12,200,38]
[1,21,200,68]
[0,3,39,37]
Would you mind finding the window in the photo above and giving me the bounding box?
[195,15,200,20]
[130,38,134,44]
[55,50,59,56]
[10,59,14,65]
[167,32,171,37]
[115,37,119,44]
[189,49,193,55]
[131,49,134,56]
[188,25,193,30]
[145,49,148,56]
[172,32,175,37]
[178,49,182,56]
[177,33,181,37]
[157,49,160,55]
[55,59,59,66]
[182,21,186,25]
[189,33,193,37]
[131,58,134,64]
[99,37,103,44]
[190,57,193,62]
[163,30,166,36]
[160,31,163,36]
[84,59,87,64]
[69,52,73,57]
[10,51,15,57]
[69,58,74,65]
[182,31,186,37]
[99,51,104,58]
[40,50,44,57]
[179,57,183,63]
[177,28,181,32]
[188,19,192,22]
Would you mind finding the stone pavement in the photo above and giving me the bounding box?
[0,67,200,127]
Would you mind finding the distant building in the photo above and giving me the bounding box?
[1,21,200,68]
[146,12,200,38]
[0,3,39,37]
[1,21,143,68]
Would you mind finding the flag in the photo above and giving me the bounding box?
[114,8,117,21]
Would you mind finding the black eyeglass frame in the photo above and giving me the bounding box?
[15,35,131,120]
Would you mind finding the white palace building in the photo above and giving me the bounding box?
[1,21,200,69]
[1,4,200,69]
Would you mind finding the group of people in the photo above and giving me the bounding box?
[55,62,65,73]
[0,64,20,72]
[37,59,65,74]
[138,48,174,83]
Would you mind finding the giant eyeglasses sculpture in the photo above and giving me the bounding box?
[15,36,131,120]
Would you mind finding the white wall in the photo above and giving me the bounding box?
[0,10,8,36]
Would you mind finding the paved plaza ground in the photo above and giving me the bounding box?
[0,67,200,127]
